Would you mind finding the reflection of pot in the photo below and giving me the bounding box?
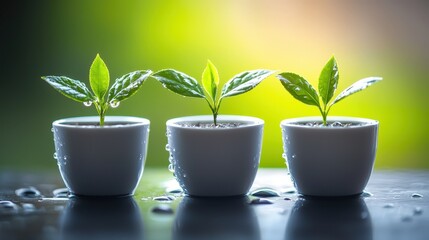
[286,196,372,240]
[166,115,264,197]
[60,196,144,240]
[173,196,260,240]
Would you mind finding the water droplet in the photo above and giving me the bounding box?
[284,197,291,201]
[51,128,54,132]
[331,121,343,127]
[151,205,174,214]
[292,154,296,159]
[0,201,19,214]
[401,216,412,222]
[283,188,296,194]
[250,188,281,197]
[411,193,423,198]
[162,84,167,89]
[249,198,274,205]
[153,196,175,202]
[166,186,183,194]
[414,207,423,215]
[168,164,175,173]
[282,153,287,159]
[383,203,394,208]
[53,152,58,160]
[362,191,373,197]
[110,101,120,108]
[15,187,42,198]
[165,144,170,151]
[83,101,92,107]
[294,87,301,91]
[52,188,69,198]
[22,203,36,212]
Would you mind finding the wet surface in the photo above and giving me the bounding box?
[0,169,428,240]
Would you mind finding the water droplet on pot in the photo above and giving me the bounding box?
[283,188,296,194]
[53,152,58,160]
[110,101,120,108]
[15,187,42,198]
[152,205,174,214]
[250,188,280,197]
[284,197,291,201]
[51,128,54,132]
[249,198,274,205]
[165,144,170,151]
[331,121,343,127]
[53,188,69,198]
[83,101,92,107]
[412,193,423,198]
[183,174,187,178]
[168,164,175,173]
[282,153,287,159]
[292,154,296,159]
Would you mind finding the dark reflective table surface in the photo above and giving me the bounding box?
[1,169,428,240]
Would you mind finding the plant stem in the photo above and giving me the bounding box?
[317,105,327,126]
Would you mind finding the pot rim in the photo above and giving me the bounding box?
[53,116,150,128]
[280,116,378,129]
[166,115,264,130]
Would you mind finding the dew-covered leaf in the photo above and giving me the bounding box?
[152,69,205,98]
[331,77,382,105]
[202,60,219,103]
[318,56,339,106]
[220,69,274,98]
[89,54,110,102]
[277,72,320,106]
[42,76,94,102]
[107,70,152,103]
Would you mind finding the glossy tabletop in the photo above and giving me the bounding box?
[0,169,428,240]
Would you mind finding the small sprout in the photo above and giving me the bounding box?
[276,56,382,126]
[42,54,152,126]
[152,60,274,125]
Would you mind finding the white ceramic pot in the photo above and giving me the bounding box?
[280,117,379,197]
[52,116,150,197]
[166,115,264,197]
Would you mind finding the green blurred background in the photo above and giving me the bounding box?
[1,0,428,170]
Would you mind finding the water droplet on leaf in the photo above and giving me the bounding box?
[110,101,120,108]
[83,101,92,107]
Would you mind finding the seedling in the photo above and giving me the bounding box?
[152,60,274,125]
[42,54,152,126]
[277,56,382,126]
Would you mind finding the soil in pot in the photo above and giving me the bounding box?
[177,122,245,128]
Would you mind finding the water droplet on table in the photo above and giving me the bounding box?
[166,186,183,194]
[152,205,174,214]
[53,188,69,198]
[250,188,280,197]
[15,187,42,198]
[22,203,36,212]
[383,203,394,208]
[283,188,296,194]
[249,198,274,205]
[362,191,373,197]
[414,207,423,215]
[153,196,175,202]
[0,201,19,214]
[284,197,291,201]
[411,193,423,198]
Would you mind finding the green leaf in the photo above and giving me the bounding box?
[107,70,152,103]
[42,76,94,102]
[277,72,320,106]
[202,60,219,103]
[318,56,339,106]
[89,54,110,102]
[331,77,382,106]
[152,69,205,98]
[220,70,274,98]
